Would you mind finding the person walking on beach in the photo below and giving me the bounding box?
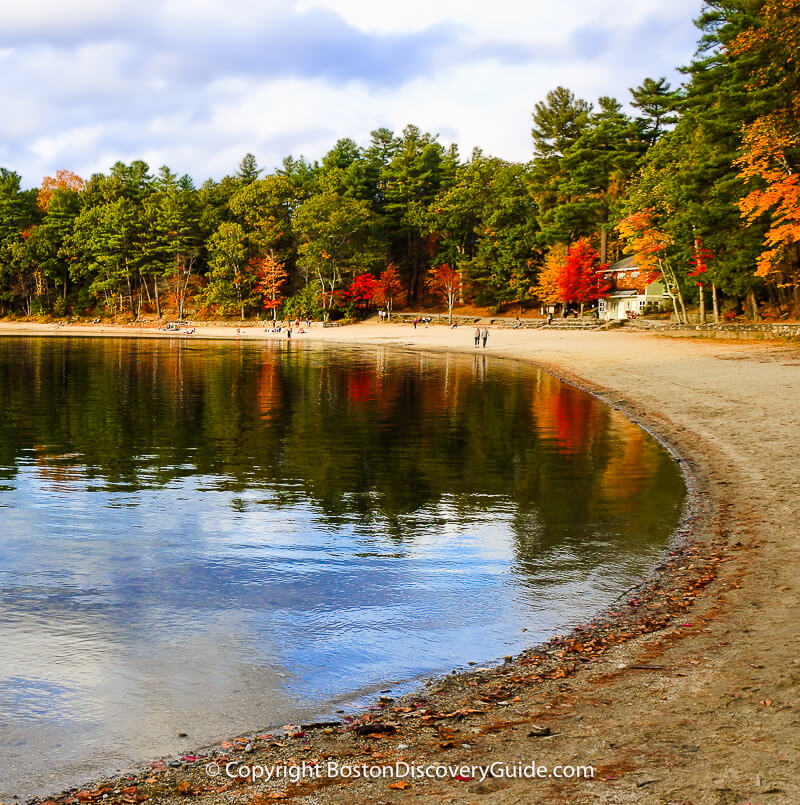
[474,327,481,348]
[481,326,489,348]
[287,326,292,341]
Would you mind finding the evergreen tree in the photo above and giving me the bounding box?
[630,77,682,146]
[382,125,449,302]
[529,87,592,246]
[554,97,646,255]
[236,153,262,185]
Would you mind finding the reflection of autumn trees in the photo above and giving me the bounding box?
[527,370,682,552]
[32,445,83,490]
[0,339,683,557]
[532,372,599,455]
[254,356,283,421]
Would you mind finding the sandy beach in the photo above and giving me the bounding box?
[2,319,799,805]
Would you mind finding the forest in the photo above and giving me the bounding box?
[0,0,797,322]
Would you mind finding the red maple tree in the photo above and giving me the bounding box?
[688,240,712,283]
[373,264,403,318]
[557,239,609,313]
[345,273,379,313]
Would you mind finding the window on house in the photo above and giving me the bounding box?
[631,271,639,277]
[639,298,647,308]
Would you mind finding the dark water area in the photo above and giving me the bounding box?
[0,337,685,797]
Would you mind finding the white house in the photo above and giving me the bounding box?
[598,256,670,321]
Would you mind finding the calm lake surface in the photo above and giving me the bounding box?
[0,336,685,796]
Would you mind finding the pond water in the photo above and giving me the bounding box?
[0,337,685,797]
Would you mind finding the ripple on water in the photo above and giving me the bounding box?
[0,337,684,798]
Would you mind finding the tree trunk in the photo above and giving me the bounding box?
[410,261,420,304]
[698,284,706,324]
[712,282,719,323]
[660,259,687,324]
[767,283,783,315]
[669,294,681,323]
[126,264,134,316]
[676,286,688,324]
[747,288,761,320]
[405,230,414,304]
[600,227,607,265]
[154,278,161,319]
[790,243,800,320]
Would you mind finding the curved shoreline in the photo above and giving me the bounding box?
[2,321,798,805]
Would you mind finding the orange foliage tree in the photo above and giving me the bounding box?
[730,0,800,315]
[729,0,800,100]
[425,263,461,324]
[37,169,85,211]
[253,254,288,320]
[618,209,688,323]
[532,242,608,314]
[734,117,800,313]
[533,244,567,311]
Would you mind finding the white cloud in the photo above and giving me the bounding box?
[0,1,703,187]
[295,0,698,37]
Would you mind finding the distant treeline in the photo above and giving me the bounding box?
[0,0,797,321]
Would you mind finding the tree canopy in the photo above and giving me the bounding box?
[1,1,797,321]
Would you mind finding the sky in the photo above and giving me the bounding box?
[0,0,704,189]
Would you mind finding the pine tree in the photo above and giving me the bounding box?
[236,153,262,185]
[630,77,682,146]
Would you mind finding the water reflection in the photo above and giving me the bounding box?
[0,337,684,797]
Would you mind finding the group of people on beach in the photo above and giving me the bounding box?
[231,319,311,339]
[262,318,310,334]
[474,326,489,348]
[159,323,195,335]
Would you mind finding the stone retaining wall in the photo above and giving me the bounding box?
[392,313,602,330]
[629,320,800,340]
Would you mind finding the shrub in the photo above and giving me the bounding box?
[281,285,322,320]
